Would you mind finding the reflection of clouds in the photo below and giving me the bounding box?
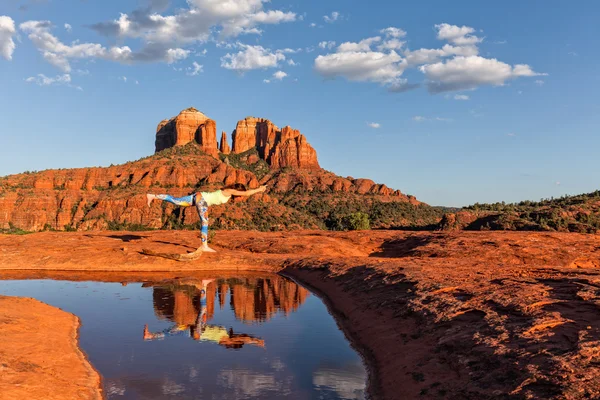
[162,379,185,395]
[105,380,126,396]
[218,369,291,397]
[313,367,366,399]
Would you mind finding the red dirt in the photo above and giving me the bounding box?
[1,230,600,399]
[0,295,102,400]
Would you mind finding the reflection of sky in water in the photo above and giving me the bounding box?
[0,277,366,399]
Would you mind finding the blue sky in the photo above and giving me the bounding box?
[0,0,598,207]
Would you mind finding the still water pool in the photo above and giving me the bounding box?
[0,274,367,399]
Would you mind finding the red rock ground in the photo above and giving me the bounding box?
[1,230,600,399]
[0,295,102,400]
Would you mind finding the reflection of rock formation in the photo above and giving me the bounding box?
[150,276,309,325]
[152,282,217,324]
[228,277,310,323]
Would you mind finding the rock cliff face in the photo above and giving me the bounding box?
[231,117,319,169]
[155,108,218,156]
[0,107,427,232]
[219,132,230,154]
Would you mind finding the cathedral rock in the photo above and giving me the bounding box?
[156,109,320,170]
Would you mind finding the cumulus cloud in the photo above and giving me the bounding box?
[221,44,285,71]
[25,73,83,90]
[367,122,380,128]
[454,94,469,100]
[388,79,420,93]
[186,61,203,75]
[91,0,296,42]
[318,41,336,50]
[421,56,545,93]
[380,27,406,38]
[413,116,426,122]
[337,37,381,52]
[17,0,296,71]
[323,12,340,23]
[64,23,72,33]
[287,59,297,66]
[315,50,406,84]
[20,20,190,72]
[435,23,482,46]
[272,70,287,80]
[314,27,409,89]
[316,22,544,94]
[0,16,17,60]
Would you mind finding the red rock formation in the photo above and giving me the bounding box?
[0,108,424,232]
[232,117,276,154]
[231,118,319,169]
[155,108,218,156]
[220,132,230,154]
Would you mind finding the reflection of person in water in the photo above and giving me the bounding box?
[143,279,265,349]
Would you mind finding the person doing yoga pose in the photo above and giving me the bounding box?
[146,184,267,252]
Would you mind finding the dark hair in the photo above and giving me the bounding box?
[223,183,247,191]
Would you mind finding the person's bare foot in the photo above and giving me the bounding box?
[201,245,217,253]
[146,194,154,207]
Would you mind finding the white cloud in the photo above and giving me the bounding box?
[315,23,545,94]
[535,79,545,86]
[0,16,17,61]
[337,37,381,52]
[315,50,406,84]
[380,27,406,38]
[367,122,380,129]
[318,41,336,50]
[91,0,296,42]
[272,70,287,80]
[388,79,420,93]
[25,73,82,90]
[187,61,203,75]
[119,76,127,82]
[454,94,469,100]
[421,56,546,93]
[263,79,270,83]
[287,59,297,66]
[323,12,340,23]
[20,20,190,72]
[15,0,296,71]
[377,38,405,51]
[309,23,317,28]
[64,23,72,33]
[221,44,285,71]
[435,23,482,46]
[413,116,426,122]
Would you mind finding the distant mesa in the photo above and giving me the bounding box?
[155,108,320,170]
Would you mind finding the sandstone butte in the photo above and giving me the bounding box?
[0,107,420,232]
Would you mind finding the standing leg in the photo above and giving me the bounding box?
[195,197,216,252]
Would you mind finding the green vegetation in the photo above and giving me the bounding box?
[462,191,600,233]
[0,223,32,235]
[219,149,270,180]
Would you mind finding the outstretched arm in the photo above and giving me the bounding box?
[223,185,267,197]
